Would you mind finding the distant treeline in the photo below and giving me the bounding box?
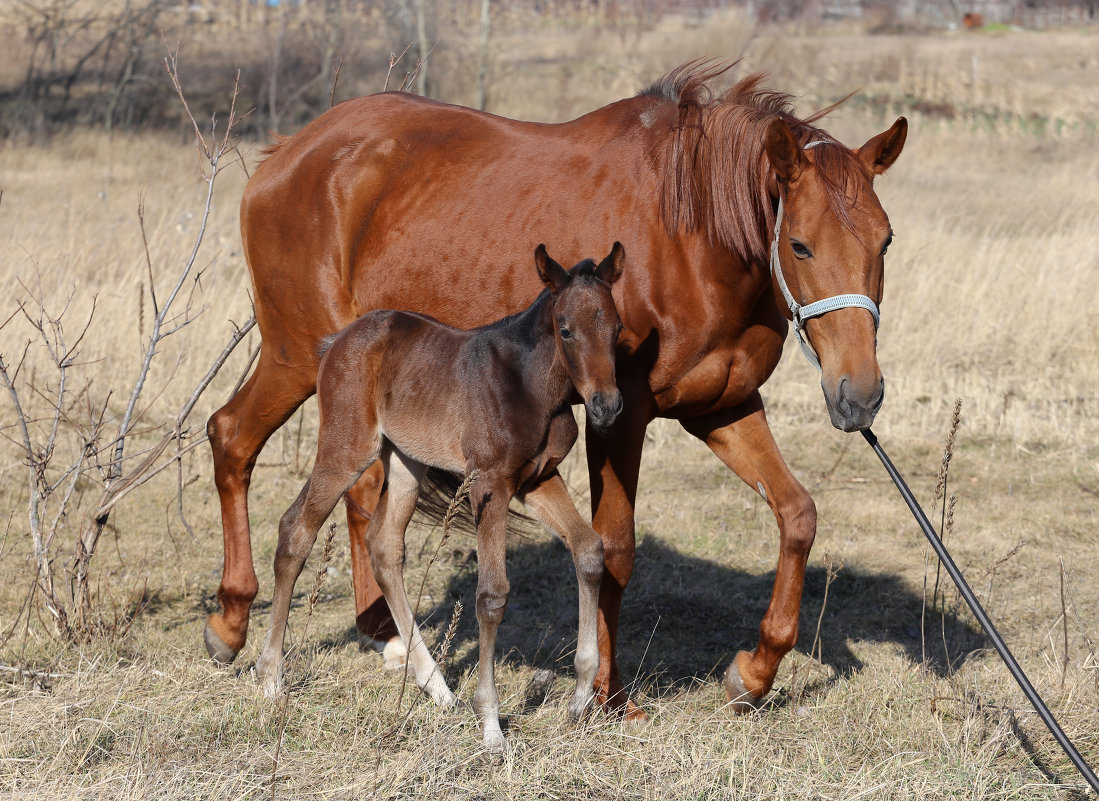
[0,0,1094,137]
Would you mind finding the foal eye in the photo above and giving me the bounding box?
[790,240,812,260]
[559,327,573,340]
[881,234,893,256]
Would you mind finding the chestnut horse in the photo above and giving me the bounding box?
[256,245,624,750]
[206,61,906,717]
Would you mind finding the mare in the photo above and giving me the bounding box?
[255,245,625,750]
[206,61,907,717]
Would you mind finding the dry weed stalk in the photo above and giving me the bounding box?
[921,398,963,665]
[438,599,463,667]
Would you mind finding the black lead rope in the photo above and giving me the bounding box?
[861,428,1099,794]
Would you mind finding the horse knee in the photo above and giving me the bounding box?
[599,529,635,585]
[208,408,255,489]
[778,489,816,552]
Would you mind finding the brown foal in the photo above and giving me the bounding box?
[255,244,625,750]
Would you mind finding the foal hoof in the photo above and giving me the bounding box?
[204,616,242,665]
[723,653,765,714]
[483,728,507,755]
[255,654,284,699]
[362,635,407,672]
[422,672,457,709]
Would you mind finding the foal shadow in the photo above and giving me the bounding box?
[419,533,985,700]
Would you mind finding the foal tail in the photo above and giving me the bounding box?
[414,468,539,538]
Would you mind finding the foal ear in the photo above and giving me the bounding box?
[534,244,569,293]
[764,118,803,185]
[856,117,907,176]
[595,241,625,285]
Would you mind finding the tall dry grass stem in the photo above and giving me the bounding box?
[922,398,963,665]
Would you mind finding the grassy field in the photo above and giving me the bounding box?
[2,10,1098,800]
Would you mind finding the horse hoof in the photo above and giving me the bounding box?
[723,657,764,714]
[620,700,650,725]
[204,617,241,665]
[567,688,595,722]
[362,634,408,671]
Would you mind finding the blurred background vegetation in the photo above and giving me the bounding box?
[1,0,1096,139]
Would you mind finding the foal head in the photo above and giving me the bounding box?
[534,243,625,433]
[765,116,907,431]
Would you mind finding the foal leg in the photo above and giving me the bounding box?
[256,434,379,697]
[469,476,513,751]
[520,473,604,721]
[364,448,454,709]
[345,464,406,671]
[682,392,817,712]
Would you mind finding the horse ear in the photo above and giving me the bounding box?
[857,117,907,176]
[534,244,569,292]
[764,118,803,184]
[595,242,625,285]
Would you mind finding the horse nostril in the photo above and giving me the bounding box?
[836,377,852,417]
[608,390,623,418]
[591,394,607,419]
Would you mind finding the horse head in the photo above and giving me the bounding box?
[765,116,907,432]
[535,242,626,433]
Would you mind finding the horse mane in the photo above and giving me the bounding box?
[641,60,871,262]
[258,133,291,164]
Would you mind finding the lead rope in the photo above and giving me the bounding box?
[770,140,881,372]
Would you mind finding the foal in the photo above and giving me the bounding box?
[256,244,625,750]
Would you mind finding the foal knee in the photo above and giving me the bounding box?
[476,580,510,627]
[575,537,605,586]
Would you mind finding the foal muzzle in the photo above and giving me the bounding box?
[586,389,623,432]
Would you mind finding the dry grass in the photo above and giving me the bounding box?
[2,13,1099,801]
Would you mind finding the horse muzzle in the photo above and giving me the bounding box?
[586,389,623,433]
[825,375,884,432]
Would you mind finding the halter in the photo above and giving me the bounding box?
[769,139,880,372]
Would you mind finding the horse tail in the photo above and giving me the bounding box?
[317,333,340,360]
[413,468,540,538]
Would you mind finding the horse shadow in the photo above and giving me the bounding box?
[359,531,987,700]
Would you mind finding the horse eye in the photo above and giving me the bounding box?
[881,234,893,256]
[559,327,573,340]
[790,240,812,260]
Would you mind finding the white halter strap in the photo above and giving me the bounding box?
[769,139,880,372]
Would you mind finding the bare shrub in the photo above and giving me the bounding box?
[0,55,254,640]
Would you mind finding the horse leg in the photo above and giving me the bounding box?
[585,386,651,721]
[344,464,405,670]
[520,472,604,721]
[255,431,378,697]
[681,392,816,712]
[205,353,316,664]
[469,476,512,751]
[364,448,454,709]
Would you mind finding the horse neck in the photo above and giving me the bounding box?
[494,293,573,414]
